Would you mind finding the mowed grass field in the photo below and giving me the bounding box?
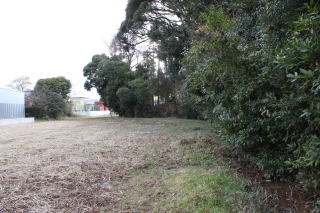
[0,117,281,212]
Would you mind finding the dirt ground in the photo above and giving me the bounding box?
[0,117,191,213]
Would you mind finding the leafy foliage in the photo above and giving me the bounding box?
[29,77,71,119]
[34,77,71,99]
[25,106,46,119]
[46,92,66,119]
[116,87,136,117]
[184,1,320,189]
[83,54,131,114]
[116,0,212,117]
[83,55,157,117]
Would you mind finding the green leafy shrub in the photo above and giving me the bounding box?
[276,7,320,188]
[129,78,154,117]
[25,106,46,119]
[116,87,136,117]
[83,54,131,115]
[184,2,320,188]
[46,92,66,119]
[176,84,200,119]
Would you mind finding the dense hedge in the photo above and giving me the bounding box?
[184,2,320,188]
[25,92,66,119]
[25,106,46,119]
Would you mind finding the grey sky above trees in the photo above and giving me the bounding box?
[0,0,127,98]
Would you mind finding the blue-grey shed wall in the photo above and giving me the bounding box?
[0,88,25,119]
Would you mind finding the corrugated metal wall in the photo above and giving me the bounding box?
[0,88,25,119]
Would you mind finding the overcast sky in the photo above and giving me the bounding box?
[0,0,127,99]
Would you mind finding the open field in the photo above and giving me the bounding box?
[0,118,212,212]
[0,117,313,212]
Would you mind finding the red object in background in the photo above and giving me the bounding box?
[94,101,108,111]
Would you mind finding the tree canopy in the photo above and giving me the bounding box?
[34,76,71,99]
[27,76,71,119]
[83,54,130,115]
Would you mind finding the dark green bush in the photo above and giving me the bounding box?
[176,85,200,119]
[47,92,66,119]
[25,106,46,119]
[276,7,320,188]
[129,78,154,117]
[116,87,136,117]
[83,54,131,115]
[184,2,320,188]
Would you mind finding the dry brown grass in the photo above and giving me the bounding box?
[2,118,312,213]
[0,118,187,213]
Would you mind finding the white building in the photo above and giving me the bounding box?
[0,88,34,125]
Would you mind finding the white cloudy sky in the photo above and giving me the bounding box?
[0,0,127,99]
